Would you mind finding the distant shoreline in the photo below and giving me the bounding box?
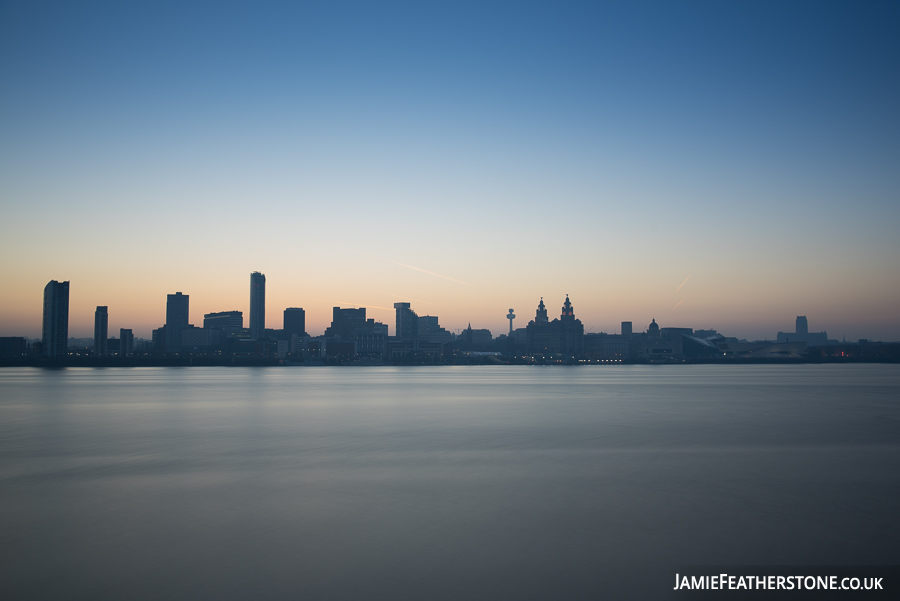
[1,357,898,368]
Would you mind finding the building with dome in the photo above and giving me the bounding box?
[647,318,660,340]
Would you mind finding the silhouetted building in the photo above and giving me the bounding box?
[526,296,583,356]
[526,298,552,353]
[693,329,718,339]
[394,302,418,340]
[418,315,451,344]
[777,316,829,345]
[621,321,632,339]
[249,272,266,339]
[289,333,310,357]
[326,340,357,360]
[166,292,189,330]
[715,340,807,359]
[0,337,27,358]
[647,318,660,339]
[511,327,528,351]
[42,280,69,358]
[323,308,387,357]
[204,311,243,329]
[163,292,191,350]
[93,306,108,357]
[356,319,388,356]
[552,295,584,355]
[283,308,306,338]
[457,323,493,351]
[325,307,368,341]
[584,332,629,360]
[386,339,444,363]
[120,328,134,356]
[152,327,166,350]
[181,326,221,348]
[661,327,693,339]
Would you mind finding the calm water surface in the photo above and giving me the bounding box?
[1,365,898,599]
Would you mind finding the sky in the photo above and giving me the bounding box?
[1,0,899,341]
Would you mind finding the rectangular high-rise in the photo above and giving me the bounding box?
[394,302,418,342]
[119,328,134,356]
[94,306,108,357]
[166,292,189,329]
[250,272,266,339]
[42,280,69,358]
[283,308,306,338]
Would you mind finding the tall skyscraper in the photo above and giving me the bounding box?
[250,272,266,339]
[94,306,108,357]
[283,308,306,338]
[796,316,809,336]
[621,321,633,339]
[42,280,69,358]
[119,328,134,356]
[166,292,189,329]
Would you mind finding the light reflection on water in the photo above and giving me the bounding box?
[1,365,898,600]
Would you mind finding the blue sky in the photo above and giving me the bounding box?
[1,1,899,339]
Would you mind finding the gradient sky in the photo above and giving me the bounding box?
[2,0,899,341]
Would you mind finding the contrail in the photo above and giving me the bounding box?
[335,301,396,311]
[389,260,475,287]
[672,299,685,311]
[384,293,437,306]
[675,275,691,293]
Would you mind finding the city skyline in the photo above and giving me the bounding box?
[1,2,899,341]
[5,272,892,344]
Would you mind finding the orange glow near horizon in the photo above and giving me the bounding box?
[2,250,899,342]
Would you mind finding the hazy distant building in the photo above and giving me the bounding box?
[93,306,108,357]
[283,308,306,338]
[119,328,134,356]
[249,272,266,339]
[42,280,70,358]
[777,316,828,345]
[204,311,243,329]
[621,321,632,339]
